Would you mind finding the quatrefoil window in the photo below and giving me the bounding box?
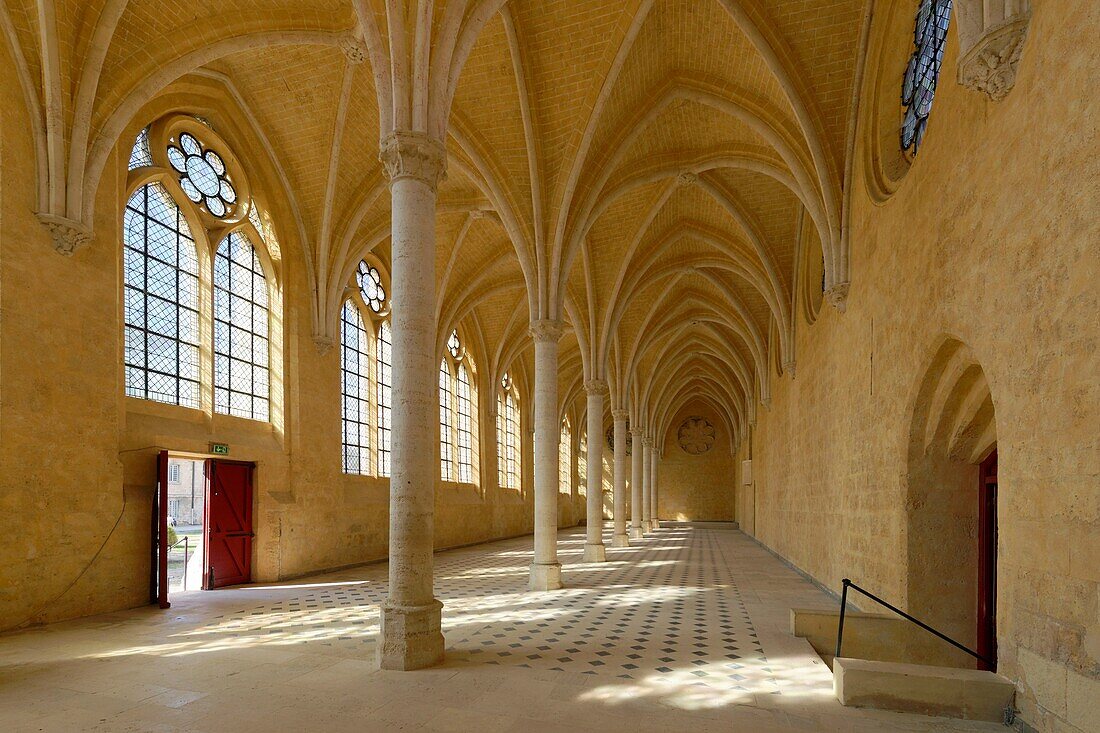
[167,132,238,217]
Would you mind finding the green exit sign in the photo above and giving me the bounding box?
[210,443,230,455]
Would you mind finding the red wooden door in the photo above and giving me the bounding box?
[203,460,254,589]
[977,450,998,670]
[152,450,171,608]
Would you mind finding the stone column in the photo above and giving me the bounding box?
[611,409,630,547]
[641,437,653,533]
[650,447,660,531]
[583,380,608,562]
[529,319,564,591]
[629,428,644,540]
[378,131,446,670]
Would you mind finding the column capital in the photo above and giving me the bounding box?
[611,409,629,421]
[642,437,653,448]
[529,319,564,343]
[583,379,609,396]
[629,427,644,437]
[380,131,447,188]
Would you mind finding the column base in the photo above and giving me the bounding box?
[378,599,445,671]
[582,543,607,562]
[611,533,630,548]
[529,562,563,591]
[648,519,660,531]
[629,527,644,540]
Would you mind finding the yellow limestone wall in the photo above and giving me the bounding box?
[658,402,736,522]
[745,3,1098,732]
[0,55,548,631]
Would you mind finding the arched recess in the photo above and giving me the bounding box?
[905,336,998,666]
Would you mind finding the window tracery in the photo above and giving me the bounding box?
[357,261,387,313]
[167,132,238,217]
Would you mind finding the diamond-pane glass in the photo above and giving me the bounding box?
[213,232,270,421]
[559,421,571,495]
[440,360,455,481]
[457,364,474,484]
[123,184,199,407]
[376,320,393,477]
[341,300,371,475]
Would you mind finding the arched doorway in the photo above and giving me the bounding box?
[906,337,998,669]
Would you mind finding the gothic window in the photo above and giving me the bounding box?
[456,364,474,483]
[901,0,953,154]
[440,359,455,481]
[213,232,270,421]
[559,419,572,495]
[123,183,200,408]
[497,373,520,489]
[167,132,238,217]
[357,261,387,313]
[341,300,371,475]
[578,431,588,497]
[376,320,393,476]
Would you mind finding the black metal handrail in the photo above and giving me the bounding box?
[835,578,995,668]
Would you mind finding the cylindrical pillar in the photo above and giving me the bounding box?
[629,428,644,540]
[583,380,608,562]
[378,131,446,670]
[650,445,660,530]
[611,409,630,547]
[529,320,564,591]
[641,437,653,532]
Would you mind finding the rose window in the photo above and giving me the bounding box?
[900,0,953,155]
[357,261,387,313]
[677,416,715,455]
[167,132,238,217]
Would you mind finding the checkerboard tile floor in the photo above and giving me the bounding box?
[0,526,1004,732]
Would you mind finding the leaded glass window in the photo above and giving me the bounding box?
[341,300,371,475]
[559,419,571,495]
[213,232,270,421]
[440,360,455,481]
[901,0,953,154]
[504,393,520,489]
[128,128,153,170]
[578,431,588,497]
[376,320,393,476]
[456,364,474,484]
[496,395,507,488]
[357,261,387,313]
[167,132,238,217]
[123,183,200,407]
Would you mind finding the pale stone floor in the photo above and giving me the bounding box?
[0,526,1002,733]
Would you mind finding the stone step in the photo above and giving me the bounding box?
[833,657,1015,723]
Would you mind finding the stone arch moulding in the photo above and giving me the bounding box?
[904,335,997,662]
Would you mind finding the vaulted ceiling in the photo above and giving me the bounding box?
[2,0,870,447]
